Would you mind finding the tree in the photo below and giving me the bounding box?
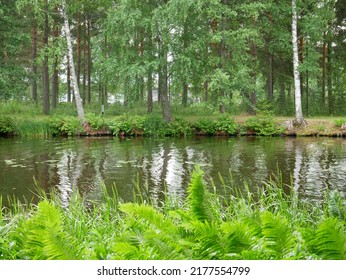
[61,0,85,124]
[291,0,304,126]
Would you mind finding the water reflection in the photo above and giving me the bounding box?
[0,137,346,206]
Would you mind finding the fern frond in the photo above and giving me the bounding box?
[187,166,212,223]
[307,217,346,260]
[260,211,297,259]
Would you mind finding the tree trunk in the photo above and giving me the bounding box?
[292,0,304,126]
[42,0,50,115]
[82,20,87,105]
[61,0,85,124]
[31,24,38,104]
[67,55,71,102]
[322,36,327,106]
[87,17,91,104]
[182,82,188,107]
[76,6,81,89]
[147,69,153,113]
[52,6,59,109]
[268,53,274,101]
[327,40,332,115]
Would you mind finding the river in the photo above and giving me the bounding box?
[1,136,346,206]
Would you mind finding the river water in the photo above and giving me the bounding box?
[1,136,346,206]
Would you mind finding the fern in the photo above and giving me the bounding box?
[307,217,346,260]
[186,166,212,223]
[23,201,83,259]
[260,212,297,259]
[325,190,345,221]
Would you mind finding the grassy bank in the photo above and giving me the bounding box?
[1,101,346,137]
[1,167,345,260]
[2,112,346,138]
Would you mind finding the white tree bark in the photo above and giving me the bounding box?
[292,0,304,126]
[61,0,85,124]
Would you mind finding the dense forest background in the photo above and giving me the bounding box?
[0,0,345,118]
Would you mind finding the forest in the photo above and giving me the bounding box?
[0,0,345,123]
[1,0,346,263]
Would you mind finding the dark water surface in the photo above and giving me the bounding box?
[1,136,346,206]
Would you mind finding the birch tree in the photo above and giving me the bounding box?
[61,0,85,125]
[292,0,305,126]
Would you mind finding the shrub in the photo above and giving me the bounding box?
[242,114,284,136]
[0,116,17,136]
[168,118,191,136]
[334,119,346,128]
[214,116,238,135]
[143,115,169,136]
[193,119,216,135]
[85,114,108,130]
[48,116,81,137]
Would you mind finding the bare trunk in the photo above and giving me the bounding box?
[87,18,91,104]
[322,36,327,105]
[292,0,304,125]
[31,24,38,104]
[147,70,153,113]
[42,0,50,115]
[67,55,71,102]
[268,54,274,101]
[327,40,332,115]
[52,7,59,109]
[61,0,85,124]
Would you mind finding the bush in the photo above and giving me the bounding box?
[168,118,191,136]
[214,116,238,135]
[48,116,81,137]
[85,114,108,130]
[242,114,284,136]
[0,116,17,136]
[143,115,169,136]
[109,115,146,136]
[193,119,216,135]
[334,119,346,128]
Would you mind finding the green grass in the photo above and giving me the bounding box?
[1,166,345,260]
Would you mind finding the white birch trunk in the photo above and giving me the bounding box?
[292,0,304,126]
[61,0,85,124]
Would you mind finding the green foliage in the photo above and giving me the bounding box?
[142,115,169,136]
[1,167,346,260]
[306,217,346,260]
[48,116,81,137]
[242,114,284,136]
[0,116,16,136]
[168,118,191,136]
[193,119,216,135]
[187,166,212,223]
[109,115,145,136]
[85,114,108,130]
[334,119,346,128]
[215,116,238,135]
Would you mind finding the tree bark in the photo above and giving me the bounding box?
[147,69,153,113]
[42,0,50,115]
[61,0,85,124]
[31,24,38,104]
[67,55,71,102]
[292,0,304,126]
[327,40,332,115]
[87,17,91,104]
[52,6,59,109]
[322,36,327,105]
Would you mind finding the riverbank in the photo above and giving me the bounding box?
[1,113,346,138]
[1,166,345,260]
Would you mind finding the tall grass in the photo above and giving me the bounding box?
[0,166,345,260]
